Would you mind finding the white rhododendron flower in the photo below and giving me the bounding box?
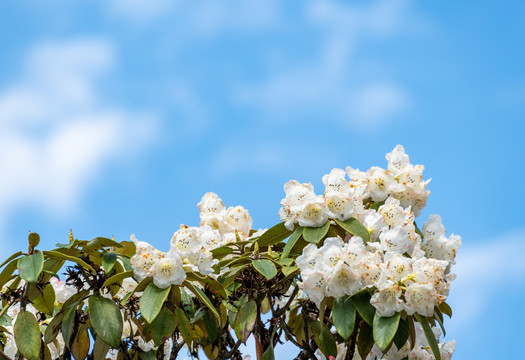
[130,234,163,280]
[386,144,411,174]
[326,261,361,298]
[404,283,438,317]
[152,251,186,289]
[370,279,404,317]
[50,277,77,304]
[225,205,253,235]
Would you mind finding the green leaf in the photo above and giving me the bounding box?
[0,251,23,268]
[32,283,56,316]
[28,232,40,248]
[115,241,136,257]
[14,310,41,360]
[351,291,375,326]
[373,312,401,352]
[282,266,298,277]
[334,217,370,243]
[140,283,171,323]
[150,308,177,345]
[415,314,441,360]
[252,259,277,280]
[370,200,385,211]
[281,227,303,259]
[438,302,452,318]
[175,307,192,348]
[139,350,156,360]
[261,343,275,360]
[92,335,110,359]
[84,237,123,251]
[393,317,410,350]
[203,311,218,344]
[333,296,356,340]
[88,295,123,349]
[71,328,90,360]
[234,300,257,343]
[0,259,18,289]
[43,250,96,273]
[257,222,292,247]
[357,322,374,360]
[102,251,117,274]
[303,221,330,243]
[102,270,134,288]
[185,282,221,322]
[18,251,44,283]
[45,310,65,344]
[62,305,76,347]
[311,320,337,358]
[211,246,234,260]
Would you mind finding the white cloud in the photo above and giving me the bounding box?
[234,0,415,128]
[107,0,175,22]
[0,39,157,238]
[447,230,525,332]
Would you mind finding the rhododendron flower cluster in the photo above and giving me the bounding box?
[290,146,461,319]
[0,145,459,360]
[130,192,255,289]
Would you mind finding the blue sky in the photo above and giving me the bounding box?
[0,0,524,359]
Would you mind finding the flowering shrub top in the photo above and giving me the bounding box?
[0,145,459,360]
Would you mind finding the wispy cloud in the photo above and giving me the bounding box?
[0,39,157,242]
[447,230,525,332]
[234,0,415,128]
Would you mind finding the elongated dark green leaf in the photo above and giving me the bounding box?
[415,314,441,360]
[88,295,123,348]
[252,259,277,280]
[333,296,356,340]
[334,217,370,242]
[357,322,374,360]
[351,291,375,326]
[92,335,110,359]
[71,328,90,360]
[0,251,23,268]
[45,310,66,344]
[43,251,96,273]
[311,320,337,358]
[257,222,292,247]
[175,307,192,347]
[281,227,303,259]
[234,300,257,343]
[438,302,452,318]
[303,221,330,243]
[373,312,401,352]
[32,283,56,316]
[203,311,218,344]
[102,251,117,274]
[185,282,221,322]
[102,270,133,288]
[150,308,177,345]
[261,343,275,360]
[393,317,410,350]
[0,259,18,289]
[18,251,44,283]
[14,310,41,360]
[140,283,171,323]
[434,313,446,337]
[62,305,76,347]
